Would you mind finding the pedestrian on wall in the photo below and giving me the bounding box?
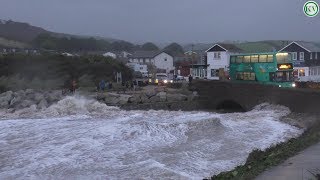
[99,80,106,91]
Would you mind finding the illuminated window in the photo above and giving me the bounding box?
[310,53,313,60]
[259,55,267,62]
[244,56,250,63]
[267,55,273,62]
[299,52,304,61]
[251,55,259,63]
[299,69,305,77]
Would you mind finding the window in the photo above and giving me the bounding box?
[214,52,221,59]
[267,55,273,62]
[270,71,293,82]
[140,67,144,70]
[310,53,313,60]
[236,56,244,63]
[251,55,259,63]
[299,69,305,77]
[231,56,236,63]
[145,59,150,63]
[244,56,250,63]
[236,72,255,81]
[316,52,318,60]
[291,52,297,60]
[299,52,304,61]
[211,69,219,77]
[259,55,267,62]
[164,58,167,61]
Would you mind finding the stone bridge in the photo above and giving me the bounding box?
[191,80,320,113]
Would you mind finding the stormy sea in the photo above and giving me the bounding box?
[0,96,302,179]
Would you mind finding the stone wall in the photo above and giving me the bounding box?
[192,80,320,114]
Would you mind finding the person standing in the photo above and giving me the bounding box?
[99,80,106,91]
[188,75,193,83]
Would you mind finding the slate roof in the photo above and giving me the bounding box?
[206,43,243,53]
[129,51,172,58]
[279,41,320,52]
[295,41,320,52]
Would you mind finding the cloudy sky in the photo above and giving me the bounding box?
[0,0,319,43]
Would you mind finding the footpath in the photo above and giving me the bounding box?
[256,142,320,180]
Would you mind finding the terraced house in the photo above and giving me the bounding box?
[279,41,320,81]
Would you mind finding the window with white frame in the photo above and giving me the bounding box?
[213,52,221,59]
[291,52,297,60]
[299,52,304,61]
[310,52,313,60]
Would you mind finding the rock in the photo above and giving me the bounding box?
[19,100,35,109]
[156,92,167,102]
[46,90,62,103]
[25,89,34,94]
[192,91,198,96]
[0,91,13,108]
[166,94,188,102]
[128,96,137,103]
[37,99,48,109]
[139,94,150,104]
[118,94,131,105]
[33,93,45,103]
[104,93,120,105]
[149,95,161,102]
[9,96,22,107]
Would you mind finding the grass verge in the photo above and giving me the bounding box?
[209,121,320,180]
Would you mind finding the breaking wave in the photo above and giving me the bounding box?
[0,96,303,179]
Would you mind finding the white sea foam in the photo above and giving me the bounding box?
[0,96,303,179]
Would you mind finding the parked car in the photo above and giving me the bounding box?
[176,75,185,81]
[155,73,173,85]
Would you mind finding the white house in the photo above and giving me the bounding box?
[128,51,174,73]
[126,62,148,72]
[103,52,117,59]
[206,44,242,80]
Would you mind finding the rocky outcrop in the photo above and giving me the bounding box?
[98,91,198,107]
[0,88,199,112]
[0,89,63,111]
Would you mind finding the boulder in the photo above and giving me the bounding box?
[104,93,120,105]
[19,100,35,109]
[118,94,131,105]
[139,93,150,104]
[33,93,45,103]
[0,91,13,108]
[149,95,161,102]
[37,99,48,109]
[9,96,22,107]
[156,92,167,102]
[166,94,188,102]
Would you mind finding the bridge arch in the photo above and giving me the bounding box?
[216,100,246,112]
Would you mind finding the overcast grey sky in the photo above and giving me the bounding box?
[0,0,319,44]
